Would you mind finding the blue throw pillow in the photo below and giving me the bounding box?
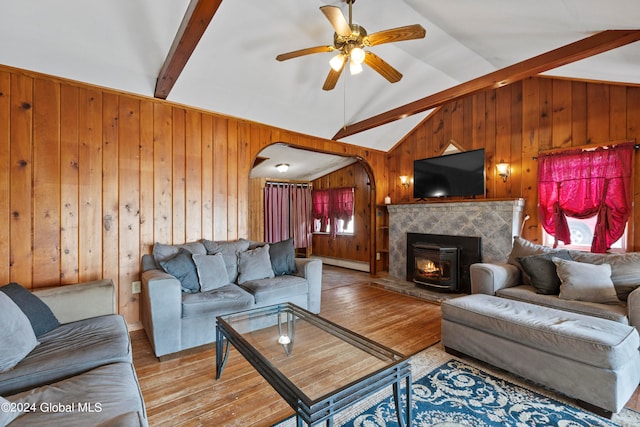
[159,248,201,293]
[0,282,60,337]
[269,238,297,276]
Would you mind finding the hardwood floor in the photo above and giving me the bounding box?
[131,265,640,426]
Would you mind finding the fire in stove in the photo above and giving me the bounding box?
[411,243,460,292]
[416,258,442,277]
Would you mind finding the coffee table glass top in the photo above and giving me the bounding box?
[216,303,406,403]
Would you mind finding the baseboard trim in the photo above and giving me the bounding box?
[313,256,370,272]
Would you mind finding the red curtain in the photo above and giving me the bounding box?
[264,183,312,248]
[290,185,312,249]
[264,184,290,243]
[538,142,634,252]
[312,189,330,231]
[329,187,354,237]
[312,187,354,238]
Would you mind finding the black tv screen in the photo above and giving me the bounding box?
[413,149,485,198]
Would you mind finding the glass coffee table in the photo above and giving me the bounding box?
[216,303,411,426]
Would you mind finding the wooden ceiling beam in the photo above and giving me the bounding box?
[332,30,640,140]
[154,0,223,99]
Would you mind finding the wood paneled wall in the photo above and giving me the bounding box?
[0,65,387,325]
[388,77,640,251]
[311,162,372,263]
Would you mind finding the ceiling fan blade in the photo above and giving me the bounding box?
[322,61,345,91]
[363,51,402,83]
[320,5,351,37]
[366,24,426,47]
[276,45,335,61]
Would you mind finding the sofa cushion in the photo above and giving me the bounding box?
[0,314,131,395]
[238,275,308,305]
[202,239,251,283]
[7,362,146,427]
[517,250,572,295]
[153,241,206,264]
[0,396,22,425]
[496,285,628,324]
[237,245,275,285]
[0,282,60,336]
[192,253,230,291]
[569,251,640,301]
[553,257,619,304]
[181,283,254,318]
[0,293,39,373]
[159,248,200,294]
[269,238,297,276]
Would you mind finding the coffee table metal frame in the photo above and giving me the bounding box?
[216,303,412,427]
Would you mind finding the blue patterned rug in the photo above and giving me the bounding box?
[273,343,640,427]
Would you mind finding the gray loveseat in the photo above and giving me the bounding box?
[470,236,640,328]
[141,238,323,358]
[1,280,147,427]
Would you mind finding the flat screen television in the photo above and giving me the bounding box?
[413,149,485,199]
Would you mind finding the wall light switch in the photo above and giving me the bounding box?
[132,281,141,294]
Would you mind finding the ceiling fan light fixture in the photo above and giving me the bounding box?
[329,53,345,71]
[349,59,363,75]
[275,163,289,173]
[350,47,365,64]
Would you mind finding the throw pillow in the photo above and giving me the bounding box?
[0,396,22,425]
[569,252,640,301]
[507,236,558,285]
[159,248,200,293]
[0,282,60,337]
[517,250,573,295]
[192,253,230,291]
[553,257,619,304]
[269,238,297,276]
[0,292,39,373]
[202,239,251,283]
[237,244,275,284]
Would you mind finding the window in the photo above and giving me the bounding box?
[311,187,355,237]
[537,142,634,253]
[542,216,627,252]
[313,217,354,235]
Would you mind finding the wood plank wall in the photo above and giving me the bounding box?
[0,65,387,325]
[311,162,372,263]
[387,77,640,251]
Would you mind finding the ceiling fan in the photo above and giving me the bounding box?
[276,0,426,91]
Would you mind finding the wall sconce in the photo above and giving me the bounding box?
[399,175,412,187]
[496,161,510,182]
[275,163,289,173]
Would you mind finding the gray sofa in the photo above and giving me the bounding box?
[470,236,640,328]
[141,238,323,358]
[1,280,147,427]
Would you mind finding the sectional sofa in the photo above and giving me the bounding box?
[470,236,640,327]
[141,238,323,358]
[0,279,147,426]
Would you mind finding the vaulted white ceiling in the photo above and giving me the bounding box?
[1,0,639,154]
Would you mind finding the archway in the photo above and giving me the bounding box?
[248,143,380,275]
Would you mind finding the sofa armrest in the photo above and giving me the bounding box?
[33,279,116,324]
[627,286,640,329]
[141,269,183,358]
[470,263,521,295]
[295,258,323,313]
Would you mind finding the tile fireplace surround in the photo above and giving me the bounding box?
[387,199,525,281]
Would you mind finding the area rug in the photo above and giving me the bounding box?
[273,342,640,427]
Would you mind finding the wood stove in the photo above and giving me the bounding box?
[411,243,460,292]
[406,233,481,294]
